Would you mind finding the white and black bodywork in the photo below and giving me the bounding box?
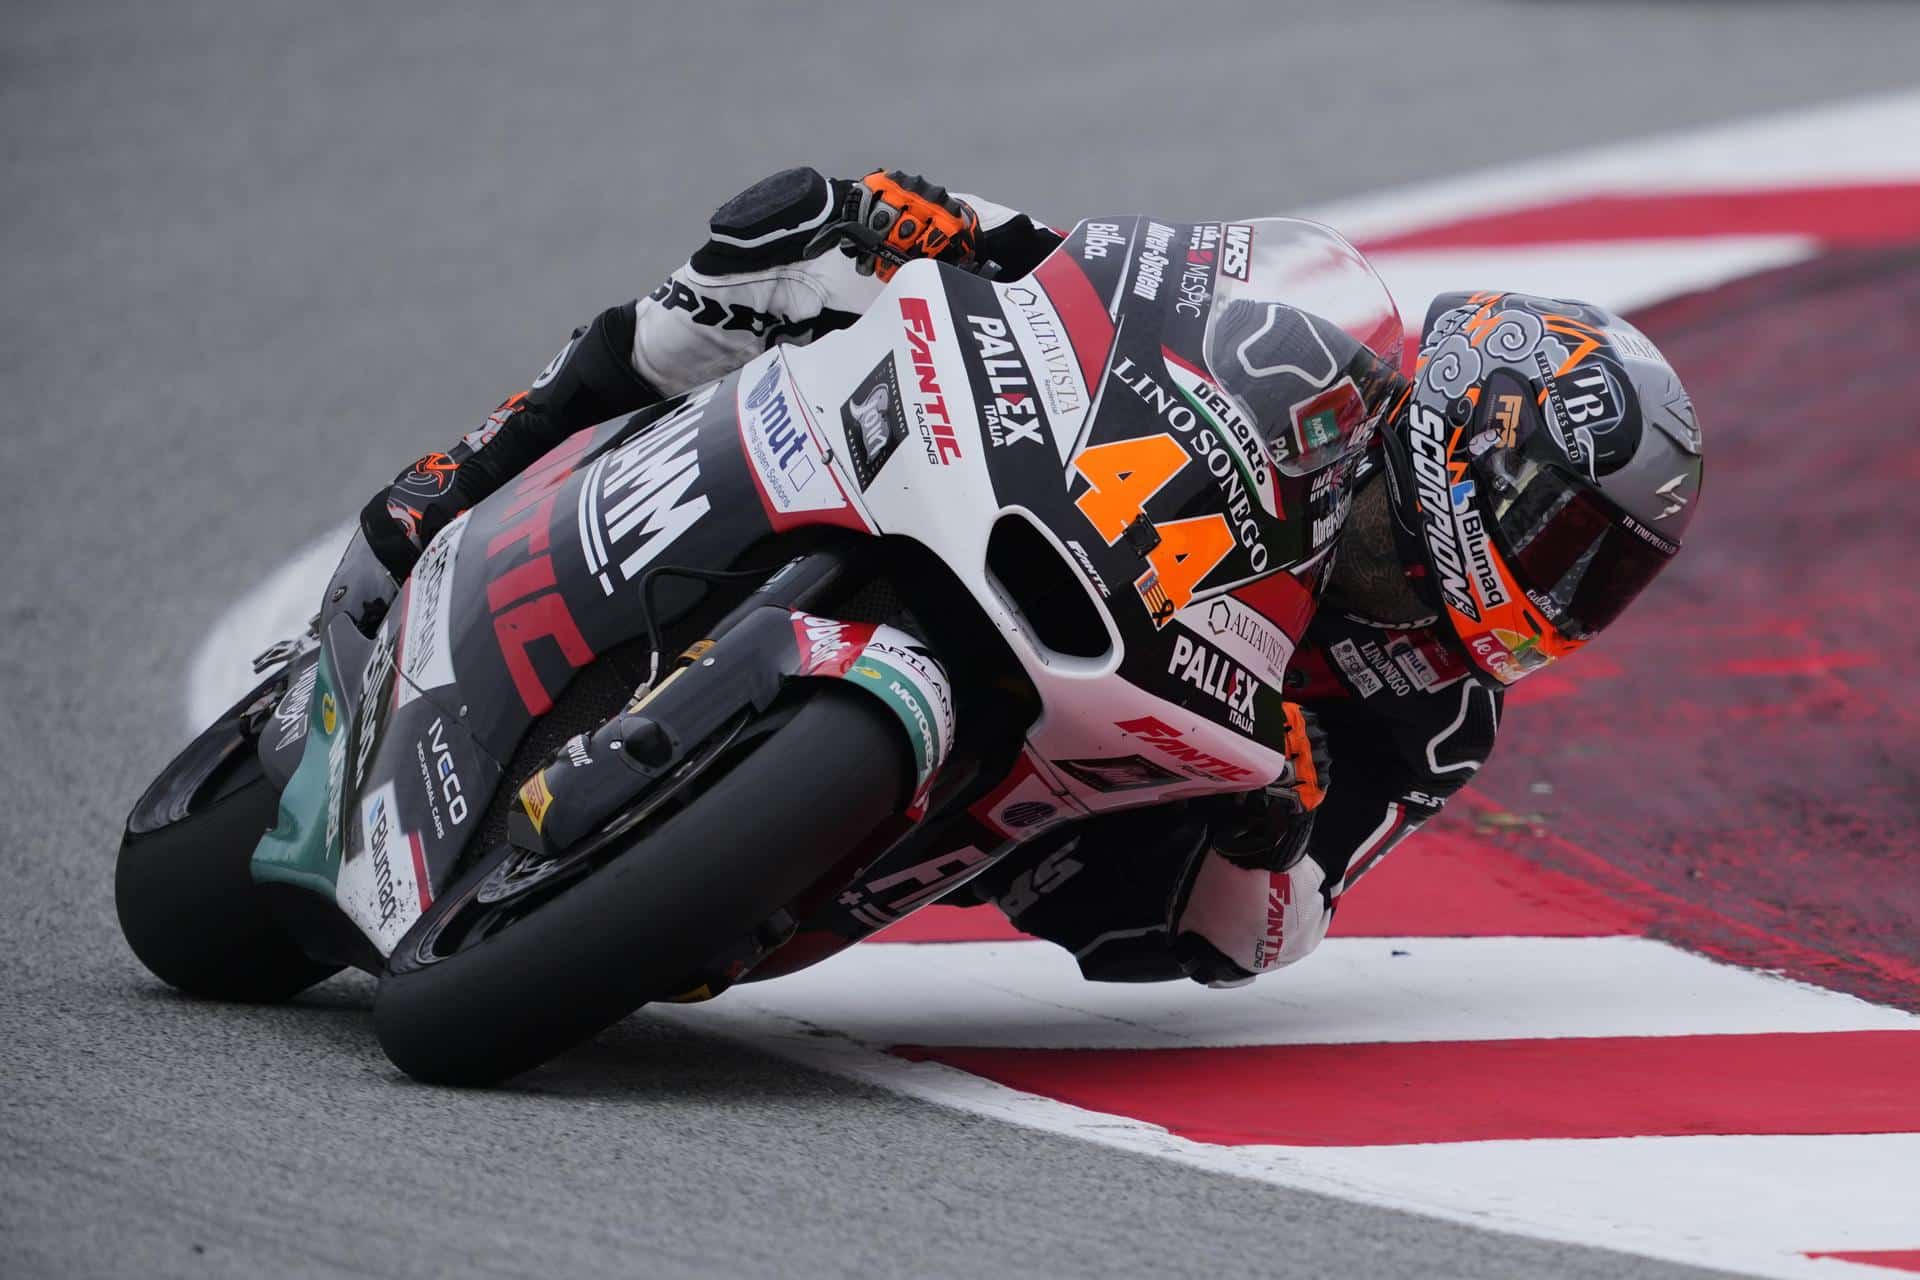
[118,217,1403,1083]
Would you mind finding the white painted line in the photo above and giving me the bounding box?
[187,522,349,726]
[1299,87,1920,240]
[652,1004,1916,1280]
[1368,235,1814,326]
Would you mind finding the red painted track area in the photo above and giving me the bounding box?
[1472,244,1920,1010]
[898,1029,1920,1146]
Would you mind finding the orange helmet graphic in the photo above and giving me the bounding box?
[1380,292,1704,684]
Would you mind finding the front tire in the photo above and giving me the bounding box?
[116,684,341,1002]
[373,682,910,1086]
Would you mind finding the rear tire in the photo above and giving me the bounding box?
[116,708,341,1002]
[373,682,909,1086]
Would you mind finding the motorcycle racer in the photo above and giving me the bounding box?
[360,167,1703,989]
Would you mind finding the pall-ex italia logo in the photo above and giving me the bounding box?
[963,314,1043,447]
[1406,400,1478,621]
[899,297,963,465]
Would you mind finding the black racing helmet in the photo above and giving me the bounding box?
[1380,291,1704,683]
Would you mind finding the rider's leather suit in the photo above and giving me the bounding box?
[381,167,1502,986]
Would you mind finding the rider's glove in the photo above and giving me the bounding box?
[358,393,526,579]
[1209,703,1331,873]
[807,170,981,281]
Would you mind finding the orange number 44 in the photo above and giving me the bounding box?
[1072,434,1234,619]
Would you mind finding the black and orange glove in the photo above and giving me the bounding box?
[1211,703,1332,872]
[807,170,982,280]
[358,394,531,579]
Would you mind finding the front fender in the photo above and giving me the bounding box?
[506,606,954,857]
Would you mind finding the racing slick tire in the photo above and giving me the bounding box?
[116,686,343,1002]
[373,682,911,1087]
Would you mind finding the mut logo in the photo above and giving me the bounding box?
[1115,714,1254,783]
[900,297,962,465]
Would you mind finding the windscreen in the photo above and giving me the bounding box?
[1201,218,1403,477]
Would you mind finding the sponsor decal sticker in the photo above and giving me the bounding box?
[997,283,1088,434]
[1080,221,1126,260]
[1176,594,1294,691]
[1167,634,1257,732]
[963,314,1045,447]
[517,771,553,835]
[1220,223,1253,281]
[398,510,469,705]
[739,357,847,516]
[271,662,318,751]
[1110,356,1270,571]
[900,297,963,465]
[1130,220,1176,303]
[1406,400,1479,621]
[578,384,715,595]
[338,782,427,952]
[839,354,910,489]
[1329,637,1383,698]
[1114,714,1255,784]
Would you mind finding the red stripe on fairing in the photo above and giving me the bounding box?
[1033,252,1116,393]
[1357,182,1920,253]
[1230,573,1318,644]
[896,1030,1920,1146]
[871,904,1029,943]
[1805,1251,1920,1273]
[407,830,432,908]
[1160,344,1209,382]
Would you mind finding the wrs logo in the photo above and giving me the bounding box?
[900,297,963,465]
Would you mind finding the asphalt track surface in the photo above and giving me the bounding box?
[7,3,1920,1276]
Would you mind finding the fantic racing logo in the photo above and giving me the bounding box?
[899,297,963,465]
[1115,714,1254,783]
[1405,400,1478,620]
[963,314,1043,447]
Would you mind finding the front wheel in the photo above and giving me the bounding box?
[116,677,342,1002]
[373,682,910,1086]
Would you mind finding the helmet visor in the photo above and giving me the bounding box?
[1466,385,1678,642]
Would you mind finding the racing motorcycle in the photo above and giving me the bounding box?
[116,216,1403,1085]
